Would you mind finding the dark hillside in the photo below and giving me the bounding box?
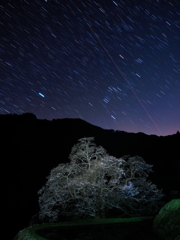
[1,113,179,239]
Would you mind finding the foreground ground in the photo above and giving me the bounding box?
[15,217,161,240]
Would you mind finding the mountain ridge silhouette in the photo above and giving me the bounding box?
[1,113,179,239]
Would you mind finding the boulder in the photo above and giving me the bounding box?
[153,199,180,240]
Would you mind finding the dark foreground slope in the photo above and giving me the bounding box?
[1,113,179,239]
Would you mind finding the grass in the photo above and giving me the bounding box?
[14,216,154,240]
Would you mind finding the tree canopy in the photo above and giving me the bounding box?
[38,137,164,222]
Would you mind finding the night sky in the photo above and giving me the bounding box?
[1,0,180,136]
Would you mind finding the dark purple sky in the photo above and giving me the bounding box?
[1,0,180,135]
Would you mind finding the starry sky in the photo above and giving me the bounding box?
[1,0,180,136]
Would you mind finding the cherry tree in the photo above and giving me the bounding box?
[38,137,164,222]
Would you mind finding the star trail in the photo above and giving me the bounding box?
[0,0,180,135]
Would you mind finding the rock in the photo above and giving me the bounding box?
[153,199,180,240]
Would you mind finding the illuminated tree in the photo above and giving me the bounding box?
[38,137,164,222]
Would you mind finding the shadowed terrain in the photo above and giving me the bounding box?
[1,113,179,239]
